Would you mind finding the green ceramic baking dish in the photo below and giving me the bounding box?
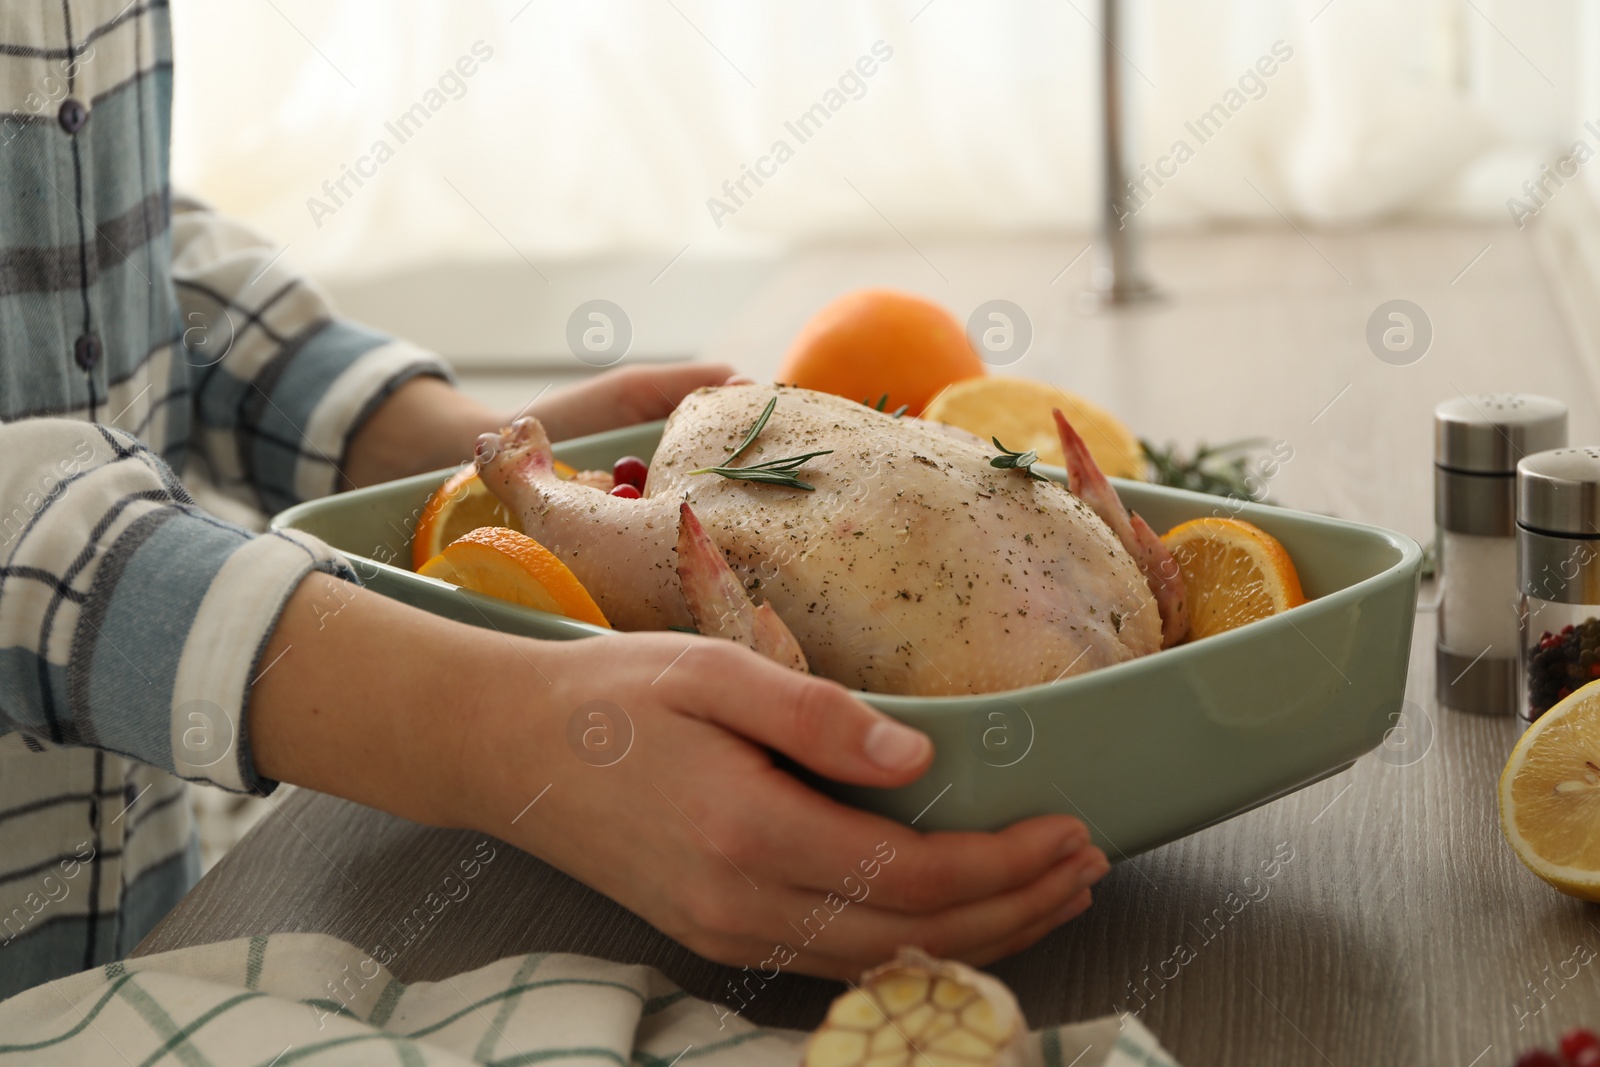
[272,420,1421,858]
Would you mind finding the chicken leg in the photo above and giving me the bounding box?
[676,502,809,672]
[1053,409,1189,648]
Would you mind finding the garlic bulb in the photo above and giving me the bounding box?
[803,948,1023,1067]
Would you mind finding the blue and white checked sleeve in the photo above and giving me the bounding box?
[0,418,356,794]
[171,197,455,517]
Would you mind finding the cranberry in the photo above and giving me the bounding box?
[1565,1028,1600,1061]
[1514,1050,1561,1067]
[612,456,649,490]
[1575,1052,1600,1067]
[609,483,641,499]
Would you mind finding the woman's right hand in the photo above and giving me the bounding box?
[252,575,1109,981]
[467,632,1110,980]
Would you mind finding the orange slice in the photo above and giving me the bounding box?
[411,462,574,571]
[1500,678,1600,901]
[921,377,1145,480]
[418,527,610,627]
[1160,517,1306,640]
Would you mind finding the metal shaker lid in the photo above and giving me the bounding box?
[1518,447,1600,536]
[1434,394,1567,474]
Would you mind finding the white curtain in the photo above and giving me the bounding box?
[170,0,1566,280]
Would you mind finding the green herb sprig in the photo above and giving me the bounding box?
[1140,437,1272,500]
[689,395,833,491]
[689,451,834,490]
[989,437,1047,481]
[723,396,777,464]
[862,393,909,418]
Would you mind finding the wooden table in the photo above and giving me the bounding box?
[138,224,1600,1066]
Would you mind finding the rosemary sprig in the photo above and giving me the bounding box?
[690,395,833,490]
[725,395,777,463]
[689,450,834,491]
[989,437,1047,481]
[861,393,908,418]
[1140,437,1273,501]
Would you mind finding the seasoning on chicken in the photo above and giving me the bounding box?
[476,384,1184,696]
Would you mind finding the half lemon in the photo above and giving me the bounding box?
[1500,678,1600,901]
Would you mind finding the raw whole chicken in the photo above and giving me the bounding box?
[476,384,1186,697]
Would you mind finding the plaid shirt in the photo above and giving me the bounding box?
[0,1,449,998]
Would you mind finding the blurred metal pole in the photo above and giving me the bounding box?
[1091,0,1158,305]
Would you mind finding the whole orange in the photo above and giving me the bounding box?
[777,289,986,416]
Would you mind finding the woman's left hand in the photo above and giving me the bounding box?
[526,363,749,442]
[345,362,749,489]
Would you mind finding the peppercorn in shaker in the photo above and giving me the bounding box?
[1435,395,1567,715]
[1519,447,1600,723]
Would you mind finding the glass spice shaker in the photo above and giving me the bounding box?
[1518,447,1600,724]
[1435,395,1567,715]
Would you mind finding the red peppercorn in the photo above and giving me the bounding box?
[1513,1050,1562,1067]
[608,484,641,499]
[612,455,649,491]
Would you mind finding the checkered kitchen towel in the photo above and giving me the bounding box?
[0,934,1179,1066]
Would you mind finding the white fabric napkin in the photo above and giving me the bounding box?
[0,934,1179,1066]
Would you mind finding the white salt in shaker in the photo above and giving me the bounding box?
[1434,395,1567,715]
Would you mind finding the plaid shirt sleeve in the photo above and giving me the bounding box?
[0,418,355,794]
[172,196,455,517]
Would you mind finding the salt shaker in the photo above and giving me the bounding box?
[1435,395,1567,715]
[1518,447,1600,723]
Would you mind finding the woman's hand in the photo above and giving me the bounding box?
[253,576,1107,981]
[523,363,745,443]
[345,363,746,490]
[468,632,1109,980]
